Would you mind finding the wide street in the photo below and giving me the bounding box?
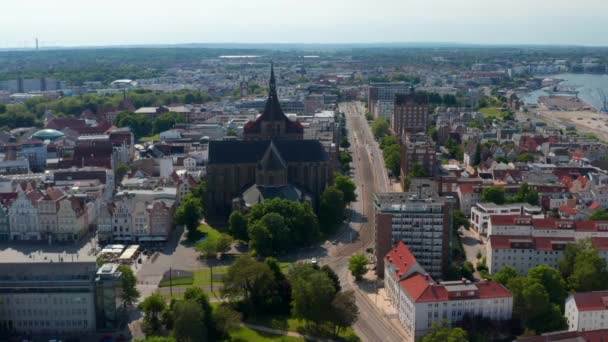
[320,101,408,342]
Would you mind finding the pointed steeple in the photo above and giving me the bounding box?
[263,62,283,120]
[269,61,277,94]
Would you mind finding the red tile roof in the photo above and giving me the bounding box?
[385,241,419,279]
[589,201,602,210]
[531,218,574,230]
[592,237,608,251]
[559,205,578,215]
[516,329,608,342]
[489,235,574,250]
[476,281,512,299]
[571,291,608,311]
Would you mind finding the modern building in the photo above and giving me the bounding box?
[367,82,410,121]
[470,202,542,236]
[0,243,106,335]
[565,291,608,332]
[95,263,122,332]
[384,241,513,341]
[393,90,430,139]
[374,189,453,278]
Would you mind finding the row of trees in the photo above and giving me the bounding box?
[174,182,206,240]
[481,183,539,206]
[228,175,357,257]
[379,135,401,178]
[491,239,608,335]
[139,287,241,341]
[115,111,185,139]
[221,256,358,338]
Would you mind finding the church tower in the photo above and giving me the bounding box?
[242,63,304,140]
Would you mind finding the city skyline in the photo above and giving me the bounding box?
[2,0,608,48]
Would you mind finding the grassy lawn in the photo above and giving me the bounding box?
[139,134,160,142]
[193,266,228,286]
[479,107,509,119]
[158,277,194,287]
[229,326,304,342]
[247,315,359,341]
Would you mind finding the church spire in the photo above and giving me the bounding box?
[269,61,276,94]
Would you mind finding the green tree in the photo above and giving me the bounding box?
[371,117,390,139]
[420,321,468,342]
[383,144,402,177]
[348,254,368,280]
[492,266,519,286]
[409,162,428,177]
[172,300,207,342]
[253,212,290,255]
[115,163,130,186]
[321,265,341,294]
[248,198,320,248]
[182,287,214,335]
[452,210,469,230]
[153,112,185,134]
[319,186,346,231]
[248,221,274,257]
[511,183,539,206]
[115,111,153,139]
[589,209,608,221]
[569,246,608,292]
[330,290,359,337]
[334,174,357,204]
[289,264,336,326]
[516,153,535,163]
[175,194,203,239]
[528,265,567,307]
[228,210,248,241]
[507,277,567,333]
[118,265,140,307]
[213,303,242,336]
[139,293,167,335]
[380,135,398,150]
[481,186,506,205]
[221,256,276,312]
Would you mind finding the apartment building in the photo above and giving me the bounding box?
[374,190,453,278]
[384,241,513,341]
[400,133,438,180]
[393,91,430,139]
[367,82,410,122]
[486,215,608,274]
[565,291,608,332]
[470,202,542,236]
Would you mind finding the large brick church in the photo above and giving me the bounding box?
[206,64,332,217]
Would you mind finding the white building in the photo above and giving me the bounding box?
[384,241,513,341]
[470,202,542,236]
[486,215,608,274]
[565,291,608,332]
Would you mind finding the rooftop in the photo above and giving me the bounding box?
[571,291,608,312]
[0,238,97,264]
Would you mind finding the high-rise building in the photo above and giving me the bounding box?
[374,188,454,278]
[95,264,122,331]
[367,82,410,122]
[400,133,438,181]
[393,90,430,139]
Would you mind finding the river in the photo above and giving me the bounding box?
[522,73,608,111]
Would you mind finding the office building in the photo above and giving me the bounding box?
[393,90,430,139]
[374,189,453,278]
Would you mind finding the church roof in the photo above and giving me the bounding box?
[208,140,328,165]
[242,184,303,207]
[259,141,287,171]
[243,63,303,134]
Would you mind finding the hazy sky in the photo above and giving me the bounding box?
[2,0,608,48]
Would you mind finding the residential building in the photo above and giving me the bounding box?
[393,90,430,139]
[367,82,410,121]
[516,329,608,342]
[486,215,608,274]
[400,133,438,181]
[374,190,453,278]
[384,241,513,341]
[470,202,542,236]
[565,291,608,332]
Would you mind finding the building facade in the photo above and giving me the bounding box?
[384,241,513,341]
[374,191,453,278]
[565,291,608,332]
[393,91,430,139]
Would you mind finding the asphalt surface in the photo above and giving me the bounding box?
[320,102,408,342]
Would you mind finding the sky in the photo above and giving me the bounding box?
[2,0,608,48]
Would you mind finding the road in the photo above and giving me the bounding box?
[320,101,408,342]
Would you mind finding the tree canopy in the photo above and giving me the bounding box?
[348,254,368,280]
[481,186,506,205]
[420,321,468,342]
[371,117,390,139]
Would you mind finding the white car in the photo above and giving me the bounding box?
[311,257,318,265]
